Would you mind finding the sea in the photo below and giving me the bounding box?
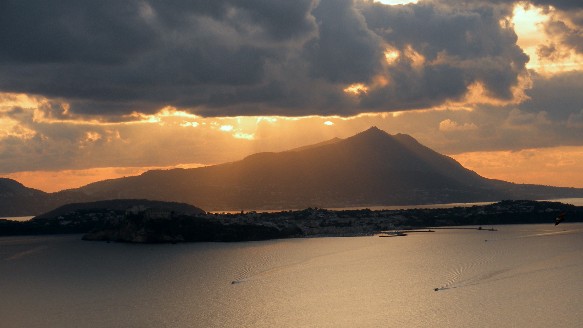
[1,222,582,328]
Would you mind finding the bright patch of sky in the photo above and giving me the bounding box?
[375,0,417,4]
[219,125,234,132]
[513,3,583,74]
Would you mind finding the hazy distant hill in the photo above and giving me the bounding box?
[71,127,583,211]
[0,178,51,216]
[3,127,583,216]
[0,178,90,217]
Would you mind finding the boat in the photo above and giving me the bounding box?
[379,231,407,237]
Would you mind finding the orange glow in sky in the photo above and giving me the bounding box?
[513,4,583,74]
[4,164,206,193]
[384,49,400,64]
[2,1,583,195]
[452,147,583,188]
[343,83,369,95]
[3,107,583,191]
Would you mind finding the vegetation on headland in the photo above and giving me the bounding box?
[0,199,581,243]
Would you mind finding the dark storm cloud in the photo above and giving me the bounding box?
[0,0,531,117]
[521,71,583,120]
[304,0,384,83]
[529,0,583,11]
[0,1,156,64]
[358,1,528,109]
[526,0,583,55]
[0,0,322,115]
[149,0,317,40]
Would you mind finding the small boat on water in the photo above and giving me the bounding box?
[379,231,407,237]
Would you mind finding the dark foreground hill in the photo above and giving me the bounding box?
[2,127,583,216]
[33,199,205,220]
[0,199,205,236]
[2,200,580,242]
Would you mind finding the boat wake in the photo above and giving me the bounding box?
[434,228,583,292]
[435,249,500,291]
[230,239,377,285]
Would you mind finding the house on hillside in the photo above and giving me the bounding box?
[125,206,173,220]
[144,208,173,220]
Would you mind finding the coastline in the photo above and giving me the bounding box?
[2,200,579,243]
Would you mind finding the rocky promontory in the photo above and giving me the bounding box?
[81,199,583,243]
[81,210,303,243]
[1,199,581,242]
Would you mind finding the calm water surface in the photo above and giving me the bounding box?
[1,223,582,327]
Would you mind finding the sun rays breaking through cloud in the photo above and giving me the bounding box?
[0,0,582,191]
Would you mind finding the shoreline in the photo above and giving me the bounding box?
[1,200,578,243]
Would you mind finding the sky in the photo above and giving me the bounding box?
[1,0,583,192]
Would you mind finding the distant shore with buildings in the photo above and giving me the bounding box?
[0,199,580,243]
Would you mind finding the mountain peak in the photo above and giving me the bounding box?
[0,178,26,190]
[347,126,392,143]
[6,125,580,215]
[362,126,385,135]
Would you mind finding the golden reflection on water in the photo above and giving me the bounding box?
[1,224,582,327]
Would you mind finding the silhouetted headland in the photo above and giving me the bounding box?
[1,199,580,243]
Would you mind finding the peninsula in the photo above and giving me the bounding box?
[1,199,580,243]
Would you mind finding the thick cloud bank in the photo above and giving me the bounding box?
[0,0,533,117]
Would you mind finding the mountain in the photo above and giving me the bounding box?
[70,127,583,211]
[3,127,583,216]
[0,178,48,216]
[0,178,93,217]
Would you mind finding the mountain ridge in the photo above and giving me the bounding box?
[2,127,583,215]
[65,127,583,211]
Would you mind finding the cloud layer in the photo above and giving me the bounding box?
[0,0,534,117]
